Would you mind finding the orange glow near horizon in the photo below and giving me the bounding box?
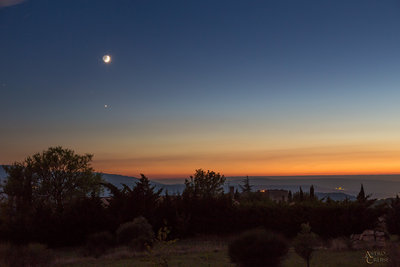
[4,133,400,179]
[94,166,400,179]
[90,143,400,178]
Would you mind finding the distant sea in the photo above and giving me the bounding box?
[1,166,400,199]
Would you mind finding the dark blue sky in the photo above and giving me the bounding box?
[2,0,400,177]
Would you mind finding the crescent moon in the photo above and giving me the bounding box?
[103,55,111,63]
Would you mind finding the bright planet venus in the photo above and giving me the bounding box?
[102,55,111,63]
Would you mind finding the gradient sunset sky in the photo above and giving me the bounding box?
[2,0,400,178]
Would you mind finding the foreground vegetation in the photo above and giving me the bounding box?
[45,237,391,267]
[0,240,394,267]
[1,147,400,266]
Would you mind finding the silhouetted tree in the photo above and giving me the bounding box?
[309,185,315,200]
[299,187,304,202]
[132,174,163,219]
[239,176,252,193]
[357,184,366,203]
[234,189,240,200]
[183,169,225,199]
[103,174,162,225]
[2,163,34,215]
[133,174,163,201]
[3,147,103,213]
[1,147,104,245]
[292,187,309,202]
[288,190,293,202]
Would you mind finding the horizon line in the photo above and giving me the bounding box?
[99,171,400,179]
[2,164,400,179]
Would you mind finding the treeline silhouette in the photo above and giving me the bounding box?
[1,147,399,248]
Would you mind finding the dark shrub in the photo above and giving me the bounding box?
[116,216,154,251]
[84,231,114,258]
[0,243,54,267]
[228,229,289,267]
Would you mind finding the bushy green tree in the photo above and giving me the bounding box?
[293,223,319,267]
[3,147,103,213]
[1,147,104,245]
[116,216,154,251]
[2,163,33,215]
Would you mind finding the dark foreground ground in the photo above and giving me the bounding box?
[52,236,394,267]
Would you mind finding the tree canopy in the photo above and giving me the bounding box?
[183,169,225,198]
[103,174,162,224]
[2,146,103,212]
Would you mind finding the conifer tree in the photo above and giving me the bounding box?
[288,190,293,202]
[299,187,304,202]
[239,176,252,193]
[357,184,366,203]
[309,185,315,200]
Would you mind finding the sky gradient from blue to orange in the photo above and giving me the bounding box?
[2,0,400,178]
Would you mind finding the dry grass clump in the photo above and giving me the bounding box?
[83,231,114,258]
[328,237,350,251]
[101,246,134,260]
[0,243,54,267]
